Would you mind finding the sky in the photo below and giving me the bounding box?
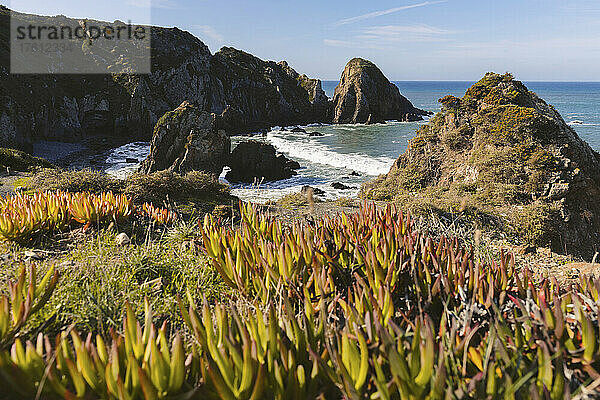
[7,0,600,81]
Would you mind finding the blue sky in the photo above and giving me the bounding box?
[8,0,600,80]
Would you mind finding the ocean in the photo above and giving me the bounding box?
[105,81,600,202]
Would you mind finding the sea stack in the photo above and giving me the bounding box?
[362,72,600,258]
[332,58,429,124]
[139,101,230,175]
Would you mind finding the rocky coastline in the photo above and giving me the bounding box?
[0,7,426,154]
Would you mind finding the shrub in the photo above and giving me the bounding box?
[510,201,557,246]
[124,170,230,204]
[26,168,122,194]
[26,169,231,207]
[0,148,54,172]
[276,192,309,208]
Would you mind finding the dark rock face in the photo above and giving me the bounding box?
[0,8,330,151]
[0,8,214,151]
[209,48,330,135]
[226,140,300,183]
[139,102,230,175]
[331,182,353,190]
[302,186,325,196]
[332,58,429,124]
[363,72,600,258]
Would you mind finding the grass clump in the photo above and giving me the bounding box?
[124,170,230,205]
[276,192,310,208]
[26,168,123,194]
[25,169,232,207]
[509,201,558,246]
[0,148,54,172]
[4,226,227,338]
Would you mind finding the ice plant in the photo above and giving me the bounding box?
[0,191,172,241]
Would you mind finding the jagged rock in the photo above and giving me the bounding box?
[125,158,138,164]
[279,61,331,122]
[0,8,214,150]
[226,140,300,183]
[363,72,600,258]
[0,8,330,151]
[308,131,324,137]
[332,58,429,124]
[301,186,325,196]
[139,102,230,175]
[331,182,353,190]
[209,48,329,135]
[290,127,307,133]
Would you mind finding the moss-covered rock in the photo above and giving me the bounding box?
[362,72,600,258]
[139,101,230,175]
[0,148,54,171]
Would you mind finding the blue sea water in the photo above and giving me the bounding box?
[323,80,600,149]
[106,81,600,202]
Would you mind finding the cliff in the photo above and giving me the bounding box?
[0,8,329,150]
[209,48,329,133]
[363,72,600,258]
[0,7,216,151]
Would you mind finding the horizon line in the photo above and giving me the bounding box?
[319,79,600,83]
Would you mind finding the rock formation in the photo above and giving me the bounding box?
[139,102,230,175]
[0,7,214,151]
[0,8,330,150]
[278,61,331,122]
[226,141,300,183]
[332,58,429,124]
[363,72,600,258]
[209,48,329,134]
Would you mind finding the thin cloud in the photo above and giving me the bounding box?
[193,25,225,43]
[334,1,446,26]
[323,39,383,50]
[363,25,452,35]
[357,24,455,43]
[326,24,454,50]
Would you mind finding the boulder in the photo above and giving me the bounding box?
[226,140,300,183]
[363,72,600,258]
[331,182,353,190]
[301,186,325,196]
[332,58,429,124]
[139,102,230,175]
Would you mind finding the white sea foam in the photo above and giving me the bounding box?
[266,131,394,176]
[104,142,150,178]
[568,121,597,126]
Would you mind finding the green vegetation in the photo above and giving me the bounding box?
[0,202,598,398]
[26,168,122,194]
[276,192,309,208]
[0,147,54,172]
[25,169,232,209]
[362,72,572,250]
